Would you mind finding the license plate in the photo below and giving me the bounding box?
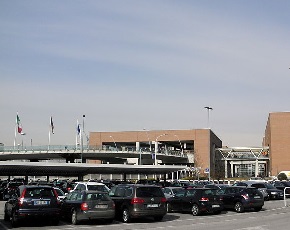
[212,204,220,208]
[34,200,49,205]
[147,204,159,208]
[254,196,261,199]
[95,204,108,208]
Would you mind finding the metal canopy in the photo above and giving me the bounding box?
[0,162,187,177]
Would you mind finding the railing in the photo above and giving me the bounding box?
[0,145,186,157]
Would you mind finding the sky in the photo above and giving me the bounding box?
[1,0,290,148]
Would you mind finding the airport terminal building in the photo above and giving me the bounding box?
[89,129,222,178]
[89,112,290,179]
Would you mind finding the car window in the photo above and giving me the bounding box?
[174,189,186,197]
[186,189,196,197]
[25,188,54,198]
[67,192,78,201]
[203,189,216,196]
[125,187,133,197]
[136,187,164,197]
[87,193,111,201]
[114,187,126,197]
[87,185,107,192]
[264,183,276,189]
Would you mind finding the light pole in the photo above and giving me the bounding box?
[173,134,184,156]
[143,128,152,151]
[204,106,213,181]
[109,136,117,150]
[154,134,168,165]
[204,106,213,128]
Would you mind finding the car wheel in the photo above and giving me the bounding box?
[4,210,9,221]
[254,206,262,212]
[191,204,200,216]
[11,211,19,227]
[234,202,244,213]
[71,210,79,225]
[166,203,172,213]
[122,208,130,223]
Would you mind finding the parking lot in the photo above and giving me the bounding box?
[0,199,289,230]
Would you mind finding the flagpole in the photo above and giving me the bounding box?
[48,130,51,151]
[13,123,17,150]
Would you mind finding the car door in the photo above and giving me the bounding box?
[61,192,79,217]
[181,189,197,212]
[219,187,236,209]
[168,189,186,211]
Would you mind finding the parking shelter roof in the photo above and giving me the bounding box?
[0,161,187,177]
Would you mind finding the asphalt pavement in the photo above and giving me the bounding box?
[0,200,289,230]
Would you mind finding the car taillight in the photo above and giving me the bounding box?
[241,194,249,200]
[131,198,145,204]
[18,188,26,207]
[161,197,167,203]
[81,202,89,211]
[199,197,209,202]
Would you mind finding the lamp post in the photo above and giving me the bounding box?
[143,128,152,151]
[204,106,213,181]
[154,134,168,165]
[109,136,117,150]
[173,134,184,156]
[204,106,213,128]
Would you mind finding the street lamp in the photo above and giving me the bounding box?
[204,106,213,181]
[173,134,184,156]
[204,106,213,128]
[143,128,152,151]
[109,136,117,150]
[154,134,168,165]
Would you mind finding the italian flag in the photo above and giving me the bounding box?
[16,114,22,134]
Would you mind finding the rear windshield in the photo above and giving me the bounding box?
[87,185,108,192]
[136,187,164,197]
[246,188,261,196]
[24,188,55,198]
[86,193,111,201]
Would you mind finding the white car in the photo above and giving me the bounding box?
[70,181,110,193]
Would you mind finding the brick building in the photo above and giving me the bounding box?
[263,112,290,176]
[89,129,222,178]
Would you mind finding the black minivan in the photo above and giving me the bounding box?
[109,184,167,223]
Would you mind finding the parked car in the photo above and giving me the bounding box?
[109,184,167,223]
[162,187,185,198]
[2,181,24,200]
[216,186,264,213]
[4,185,61,227]
[0,181,8,200]
[250,182,284,200]
[61,190,115,224]
[166,188,223,216]
[70,181,110,193]
[233,181,269,200]
[271,181,290,197]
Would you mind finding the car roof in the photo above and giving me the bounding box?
[75,181,106,185]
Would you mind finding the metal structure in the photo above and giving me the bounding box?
[216,147,270,178]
